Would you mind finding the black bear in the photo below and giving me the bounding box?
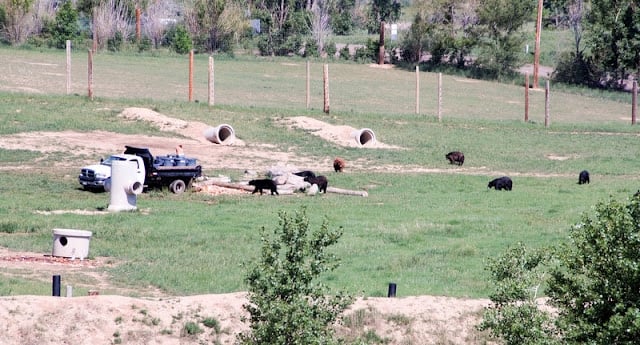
[488,176,512,191]
[578,170,590,185]
[445,151,465,166]
[304,175,328,193]
[293,170,316,179]
[248,179,278,195]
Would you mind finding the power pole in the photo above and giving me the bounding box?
[533,0,543,89]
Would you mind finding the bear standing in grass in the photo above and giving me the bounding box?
[578,170,590,184]
[304,176,328,193]
[248,179,279,195]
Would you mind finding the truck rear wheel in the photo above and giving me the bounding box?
[169,179,186,194]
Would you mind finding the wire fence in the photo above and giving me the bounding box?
[0,45,636,126]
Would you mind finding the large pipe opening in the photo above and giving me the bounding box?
[125,181,143,195]
[352,128,376,146]
[204,124,236,145]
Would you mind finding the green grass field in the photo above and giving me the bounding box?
[1,47,639,299]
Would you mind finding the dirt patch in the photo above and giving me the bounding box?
[276,116,403,149]
[0,247,491,345]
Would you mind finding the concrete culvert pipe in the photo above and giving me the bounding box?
[204,124,236,145]
[352,128,376,146]
[125,181,143,195]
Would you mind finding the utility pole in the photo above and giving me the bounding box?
[533,0,543,89]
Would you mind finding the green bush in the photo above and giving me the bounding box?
[49,0,81,49]
[547,194,640,344]
[482,193,640,345]
[172,25,192,55]
[237,207,353,345]
[107,32,124,52]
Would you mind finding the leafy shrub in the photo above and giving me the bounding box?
[478,243,556,345]
[547,194,640,344]
[324,42,337,59]
[107,32,124,52]
[481,193,640,344]
[181,321,203,336]
[172,25,192,55]
[237,207,353,345]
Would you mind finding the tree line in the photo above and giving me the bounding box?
[0,0,638,89]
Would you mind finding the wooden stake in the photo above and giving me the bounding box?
[544,80,550,127]
[87,49,93,100]
[415,66,419,115]
[437,73,442,122]
[306,60,310,109]
[378,21,385,65]
[323,64,330,114]
[135,7,141,42]
[632,80,637,125]
[188,50,194,102]
[208,56,214,106]
[524,73,529,122]
[66,40,71,95]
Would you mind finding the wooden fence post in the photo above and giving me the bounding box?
[87,49,93,100]
[306,60,310,109]
[632,80,637,125]
[524,73,529,122]
[544,80,550,127]
[66,40,71,95]
[135,7,141,42]
[415,66,419,115]
[437,73,442,122]
[208,56,214,106]
[323,64,330,114]
[188,50,194,102]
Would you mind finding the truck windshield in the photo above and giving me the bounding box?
[101,156,128,166]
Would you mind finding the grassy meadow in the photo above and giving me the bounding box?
[1,47,639,299]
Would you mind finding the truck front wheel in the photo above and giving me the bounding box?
[169,179,186,194]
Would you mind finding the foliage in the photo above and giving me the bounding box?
[478,243,558,345]
[583,0,640,89]
[401,0,477,66]
[473,0,536,77]
[366,0,401,34]
[0,0,37,44]
[48,0,80,49]
[107,31,123,51]
[171,24,192,54]
[330,0,355,35]
[184,0,246,53]
[238,207,353,345]
[483,194,640,344]
[253,0,312,56]
[547,194,640,344]
[552,51,595,86]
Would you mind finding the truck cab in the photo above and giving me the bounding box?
[79,154,144,191]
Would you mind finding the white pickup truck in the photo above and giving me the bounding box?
[78,154,143,192]
[79,146,202,194]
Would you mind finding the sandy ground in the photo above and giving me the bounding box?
[0,108,495,344]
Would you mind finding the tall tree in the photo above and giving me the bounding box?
[584,0,639,89]
[366,0,400,34]
[0,0,35,44]
[402,0,478,65]
[473,0,536,77]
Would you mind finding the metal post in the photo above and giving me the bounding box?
[387,283,397,297]
[52,275,61,297]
